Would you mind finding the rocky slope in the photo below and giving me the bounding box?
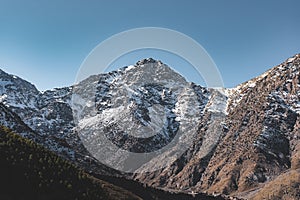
[201,54,300,199]
[0,55,299,199]
[134,55,300,199]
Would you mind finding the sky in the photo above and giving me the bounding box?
[0,0,300,91]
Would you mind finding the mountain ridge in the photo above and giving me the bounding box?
[0,54,299,199]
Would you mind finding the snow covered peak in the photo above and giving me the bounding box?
[71,59,212,172]
[136,58,161,65]
[0,69,39,109]
[116,58,187,89]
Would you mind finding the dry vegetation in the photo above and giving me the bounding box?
[250,169,300,200]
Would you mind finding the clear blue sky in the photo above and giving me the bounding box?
[0,0,299,91]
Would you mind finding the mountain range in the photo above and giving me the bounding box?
[0,55,299,200]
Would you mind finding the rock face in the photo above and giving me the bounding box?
[0,55,299,199]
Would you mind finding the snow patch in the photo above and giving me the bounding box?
[205,88,228,114]
[287,57,296,63]
[125,65,135,71]
[0,94,7,102]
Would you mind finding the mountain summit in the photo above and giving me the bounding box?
[72,58,210,172]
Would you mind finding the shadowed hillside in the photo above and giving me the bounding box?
[0,126,140,200]
[0,126,226,200]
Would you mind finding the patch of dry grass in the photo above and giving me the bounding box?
[250,169,300,200]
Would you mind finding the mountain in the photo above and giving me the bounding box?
[0,55,299,199]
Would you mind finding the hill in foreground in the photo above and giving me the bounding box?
[0,126,226,200]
